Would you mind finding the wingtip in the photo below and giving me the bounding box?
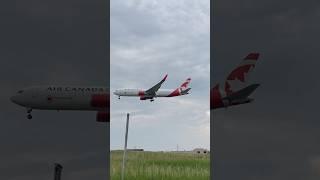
[163,74,168,80]
[249,83,260,90]
[245,53,260,60]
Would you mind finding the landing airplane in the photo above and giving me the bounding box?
[211,53,260,109]
[114,75,191,102]
[10,86,109,121]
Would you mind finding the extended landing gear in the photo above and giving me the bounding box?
[150,99,154,102]
[27,114,32,119]
[118,96,120,100]
[27,108,32,119]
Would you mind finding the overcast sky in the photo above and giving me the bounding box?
[3,0,320,179]
[110,0,210,151]
[213,0,320,179]
[0,0,108,179]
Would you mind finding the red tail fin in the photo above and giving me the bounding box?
[167,78,192,97]
[224,53,260,95]
[180,78,191,91]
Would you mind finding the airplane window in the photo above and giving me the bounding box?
[17,90,24,94]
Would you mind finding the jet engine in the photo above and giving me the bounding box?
[140,96,153,100]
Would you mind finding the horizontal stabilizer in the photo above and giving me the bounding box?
[223,84,260,102]
[181,88,191,95]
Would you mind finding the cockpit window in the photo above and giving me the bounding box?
[17,90,24,94]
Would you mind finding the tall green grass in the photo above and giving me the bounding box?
[111,151,210,180]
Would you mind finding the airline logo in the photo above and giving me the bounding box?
[224,53,259,95]
[47,87,107,92]
[180,78,191,91]
[212,53,260,109]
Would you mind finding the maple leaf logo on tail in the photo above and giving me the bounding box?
[167,78,192,97]
[224,53,259,95]
[180,78,191,91]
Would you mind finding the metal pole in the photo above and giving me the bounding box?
[121,113,130,180]
[54,163,63,180]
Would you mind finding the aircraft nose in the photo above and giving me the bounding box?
[10,95,23,105]
[10,95,18,104]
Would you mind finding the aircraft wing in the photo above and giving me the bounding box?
[222,83,260,102]
[145,74,168,95]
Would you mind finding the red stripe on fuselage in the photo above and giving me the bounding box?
[211,85,224,109]
[167,88,180,97]
[91,94,108,108]
[138,90,145,96]
[96,111,109,122]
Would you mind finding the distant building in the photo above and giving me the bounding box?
[127,149,144,152]
[193,148,209,154]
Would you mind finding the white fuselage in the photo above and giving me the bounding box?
[114,88,182,97]
[11,86,108,111]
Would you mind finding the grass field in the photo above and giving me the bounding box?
[111,150,210,180]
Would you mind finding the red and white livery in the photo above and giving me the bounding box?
[211,53,260,109]
[114,75,191,102]
[10,86,109,122]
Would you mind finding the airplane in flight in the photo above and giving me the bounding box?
[113,75,191,102]
[10,86,109,121]
[211,53,260,109]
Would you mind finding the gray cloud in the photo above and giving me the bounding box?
[111,0,210,151]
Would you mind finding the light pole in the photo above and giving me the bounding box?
[54,163,63,180]
[121,113,130,180]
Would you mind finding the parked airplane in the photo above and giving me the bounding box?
[114,75,191,102]
[10,86,109,121]
[211,53,260,109]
